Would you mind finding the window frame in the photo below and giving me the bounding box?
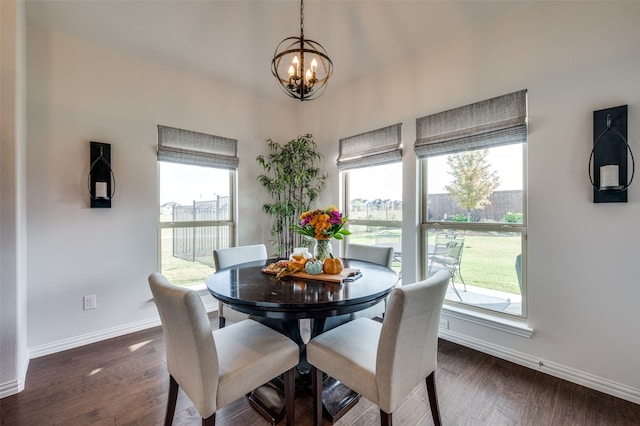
[156,125,238,288]
[416,90,528,319]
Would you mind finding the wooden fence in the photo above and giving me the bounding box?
[171,197,230,266]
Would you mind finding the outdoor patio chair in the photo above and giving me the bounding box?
[428,233,466,300]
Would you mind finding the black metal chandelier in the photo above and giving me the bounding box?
[271,0,333,101]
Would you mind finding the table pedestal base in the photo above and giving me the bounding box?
[247,372,359,424]
[321,375,361,423]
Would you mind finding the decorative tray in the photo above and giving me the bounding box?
[262,264,362,283]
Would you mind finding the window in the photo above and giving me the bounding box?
[416,90,527,317]
[338,124,403,273]
[157,125,237,286]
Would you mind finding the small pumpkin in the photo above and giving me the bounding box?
[323,254,343,275]
[305,258,324,275]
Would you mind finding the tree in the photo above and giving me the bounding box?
[445,150,500,222]
[257,134,327,258]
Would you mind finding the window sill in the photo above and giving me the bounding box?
[442,304,533,338]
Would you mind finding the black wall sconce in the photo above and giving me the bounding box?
[88,141,115,208]
[589,105,634,203]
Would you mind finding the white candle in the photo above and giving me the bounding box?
[96,181,108,198]
[600,165,619,189]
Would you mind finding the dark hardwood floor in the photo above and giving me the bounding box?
[1,314,639,425]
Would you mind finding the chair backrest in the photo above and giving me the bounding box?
[148,273,219,416]
[345,243,394,268]
[213,244,268,270]
[433,234,464,266]
[375,269,450,414]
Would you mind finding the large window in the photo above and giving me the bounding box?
[157,125,237,286]
[416,90,527,317]
[338,124,403,273]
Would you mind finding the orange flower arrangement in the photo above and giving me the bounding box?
[290,206,351,240]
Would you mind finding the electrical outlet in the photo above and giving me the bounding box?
[83,295,97,310]
[439,318,449,330]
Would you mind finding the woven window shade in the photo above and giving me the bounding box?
[414,90,527,158]
[157,125,239,169]
[337,123,402,170]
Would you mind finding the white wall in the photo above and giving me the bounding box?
[0,0,28,397]
[25,25,295,354]
[302,1,640,402]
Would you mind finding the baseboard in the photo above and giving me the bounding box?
[438,329,640,405]
[0,378,25,399]
[28,297,218,359]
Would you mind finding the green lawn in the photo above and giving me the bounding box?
[458,234,521,294]
[160,225,521,294]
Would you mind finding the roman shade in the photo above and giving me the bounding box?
[157,125,239,169]
[337,123,402,170]
[414,89,527,158]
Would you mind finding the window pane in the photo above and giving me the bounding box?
[160,225,231,285]
[426,228,522,316]
[159,162,231,222]
[426,144,523,224]
[159,161,234,286]
[348,224,402,273]
[345,162,402,274]
[347,163,402,221]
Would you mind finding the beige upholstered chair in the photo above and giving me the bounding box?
[307,269,450,426]
[148,273,298,425]
[345,243,394,268]
[345,243,396,319]
[213,244,268,328]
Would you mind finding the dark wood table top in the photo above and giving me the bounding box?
[206,258,399,320]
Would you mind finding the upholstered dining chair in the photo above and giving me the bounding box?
[345,243,394,268]
[306,269,450,426]
[213,244,268,328]
[345,243,396,320]
[148,272,299,426]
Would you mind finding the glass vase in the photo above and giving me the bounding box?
[314,239,332,262]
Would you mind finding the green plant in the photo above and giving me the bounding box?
[502,212,523,223]
[449,213,471,222]
[257,134,327,258]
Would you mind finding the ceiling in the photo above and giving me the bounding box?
[25,0,531,104]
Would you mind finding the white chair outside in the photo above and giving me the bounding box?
[148,272,298,425]
[306,269,450,426]
[213,244,268,328]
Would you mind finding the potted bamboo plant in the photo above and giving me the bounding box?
[257,134,327,258]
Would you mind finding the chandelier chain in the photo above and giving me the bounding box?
[271,0,332,101]
[300,0,304,38]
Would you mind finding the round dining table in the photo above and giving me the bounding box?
[206,257,400,423]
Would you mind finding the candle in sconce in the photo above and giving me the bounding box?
[600,165,619,189]
[96,181,108,199]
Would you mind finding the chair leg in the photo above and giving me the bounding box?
[311,366,323,426]
[380,409,392,426]
[202,413,215,425]
[218,315,226,329]
[165,375,179,426]
[449,272,463,301]
[426,371,442,426]
[456,266,467,292]
[284,367,296,425]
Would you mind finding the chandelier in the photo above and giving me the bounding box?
[271,0,333,101]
